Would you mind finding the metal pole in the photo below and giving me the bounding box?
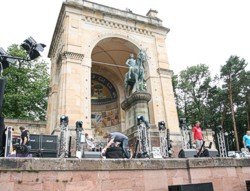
[0,55,30,62]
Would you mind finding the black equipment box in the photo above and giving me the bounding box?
[169,182,214,191]
[178,149,197,158]
[82,151,101,158]
[246,180,250,191]
[29,134,58,158]
[106,147,123,158]
[201,149,218,157]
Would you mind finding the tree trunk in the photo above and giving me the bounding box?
[247,110,250,130]
[246,94,250,129]
[221,105,227,127]
[229,77,239,151]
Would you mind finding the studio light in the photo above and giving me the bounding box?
[217,125,223,131]
[0,47,15,69]
[179,118,187,125]
[21,36,46,60]
[76,121,83,131]
[158,121,166,131]
[60,115,69,126]
[137,115,145,125]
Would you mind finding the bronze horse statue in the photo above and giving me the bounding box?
[124,50,146,97]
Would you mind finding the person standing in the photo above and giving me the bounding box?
[243,131,250,151]
[103,132,130,159]
[19,126,31,149]
[85,133,96,151]
[192,121,203,149]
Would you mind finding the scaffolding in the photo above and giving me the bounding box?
[217,128,227,157]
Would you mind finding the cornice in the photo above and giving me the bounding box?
[67,0,169,36]
[157,68,174,77]
[48,5,66,58]
[121,92,151,111]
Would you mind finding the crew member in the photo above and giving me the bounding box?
[0,127,7,156]
[192,121,203,150]
[19,126,31,149]
[85,133,95,151]
[103,132,130,159]
[243,130,250,151]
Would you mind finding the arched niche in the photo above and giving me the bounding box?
[91,37,140,136]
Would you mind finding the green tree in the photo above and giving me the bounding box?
[177,64,212,126]
[1,44,49,121]
[239,71,250,129]
[220,55,248,151]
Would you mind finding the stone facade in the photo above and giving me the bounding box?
[3,119,47,136]
[47,0,180,142]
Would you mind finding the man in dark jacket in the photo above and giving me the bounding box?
[103,132,130,159]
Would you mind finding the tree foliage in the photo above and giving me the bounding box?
[174,64,211,126]
[1,44,49,121]
[173,56,249,150]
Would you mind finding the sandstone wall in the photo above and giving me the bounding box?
[0,158,249,191]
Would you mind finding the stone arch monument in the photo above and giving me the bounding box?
[47,0,180,147]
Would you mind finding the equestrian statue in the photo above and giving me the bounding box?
[124,49,147,97]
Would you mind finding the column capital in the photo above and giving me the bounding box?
[121,92,151,111]
[61,51,84,61]
[157,68,174,77]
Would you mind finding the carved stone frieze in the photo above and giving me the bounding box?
[82,16,153,37]
[61,51,84,61]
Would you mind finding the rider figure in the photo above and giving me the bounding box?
[137,49,146,67]
[137,49,145,80]
[125,53,136,79]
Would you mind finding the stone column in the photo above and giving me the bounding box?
[121,92,151,146]
[81,56,92,135]
[56,52,87,128]
[157,68,182,156]
[157,68,179,132]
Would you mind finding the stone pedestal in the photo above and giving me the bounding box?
[121,92,151,147]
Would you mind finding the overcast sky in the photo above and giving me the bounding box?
[0,0,249,76]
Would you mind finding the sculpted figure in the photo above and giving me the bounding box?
[124,50,147,97]
[125,54,136,79]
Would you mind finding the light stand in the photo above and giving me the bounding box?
[59,115,69,158]
[216,125,227,158]
[179,118,192,149]
[75,121,83,158]
[0,37,46,115]
[0,37,46,67]
[158,121,171,158]
[136,115,151,158]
